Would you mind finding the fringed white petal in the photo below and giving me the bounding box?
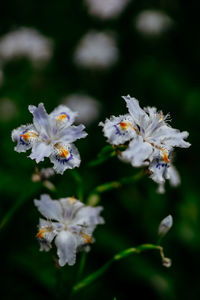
[34,194,63,221]
[55,231,77,266]
[50,143,81,174]
[99,114,136,145]
[121,135,153,167]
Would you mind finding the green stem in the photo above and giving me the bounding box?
[86,170,144,205]
[76,252,87,282]
[72,243,164,294]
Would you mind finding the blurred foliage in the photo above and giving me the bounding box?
[0,0,199,299]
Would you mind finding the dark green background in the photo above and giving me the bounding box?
[0,1,199,299]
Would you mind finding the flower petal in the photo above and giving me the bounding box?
[34,194,63,221]
[37,219,56,251]
[122,95,147,125]
[50,143,81,174]
[149,158,169,184]
[168,165,180,187]
[150,126,190,148]
[99,114,137,145]
[29,142,52,163]
[55,231,77,266]
[71,206,104,231]
[50,105,78,127]
[58,124,87,143]
[11,124,38,152]
[121,135,153,167]
[59,197,84,221]
[28,103,50,137]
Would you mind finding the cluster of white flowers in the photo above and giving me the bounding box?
[12,103,87,174]
[135,10,173,37]
[0,28,53,67]
[11,95,189,266]
[74,31,119,69]
[84,0,130,20]
[34,194,104,266]
[62,93,101,125]
[100,95,190,192]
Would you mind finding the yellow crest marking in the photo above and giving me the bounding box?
[56,114,68,121]
[81,232,92,244]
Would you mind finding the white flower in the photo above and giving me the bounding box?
[34,194,104,266]
[0,28,53,67]
[135,10,173,37]
[158,215,173,238]
[62,93,101,125]
[12,103,87,174]
[74,31,119,69]
[100,95,190,190]
[85,0,130,20]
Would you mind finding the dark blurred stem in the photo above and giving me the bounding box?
[76,252,87,282]
[69,252,87,299]
[86,169,144,205]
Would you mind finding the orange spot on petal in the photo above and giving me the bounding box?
[69,197,76,204]
[81,232,92,244]
[120,122,128,130]
[20,133,30,140]
[36,228,45,239]
[57,114,68,121]
[162,153,169,164]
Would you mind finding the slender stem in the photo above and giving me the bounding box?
[86,170,144,205]
[72,243,165,294]
[76,252,87,282]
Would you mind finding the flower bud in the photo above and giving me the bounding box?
[162,257,172,268]
[158,215,173,237]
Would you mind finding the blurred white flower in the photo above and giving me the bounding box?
[0,98,18,121]
[158,215,173,238]
[100,95,190,191]
[85,0,130,20]
[34,194,104,266]
[12,103,87,174]
[62,94,101,125]
[135,10,173,37]
[0,28,53,67]
[74,31,119,69]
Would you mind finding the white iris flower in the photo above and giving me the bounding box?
[34,194,104,266]
[12,103,87,174]
[100,95,190,191]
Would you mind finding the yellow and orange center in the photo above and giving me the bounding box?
[120,121,136,131]
[20,131,38,140]
[56,114,68,121]
[162,150,169,164]
[36,227,51,239]
[55,144,69,158]
[81,232,93,244]
[68,197,76,205]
